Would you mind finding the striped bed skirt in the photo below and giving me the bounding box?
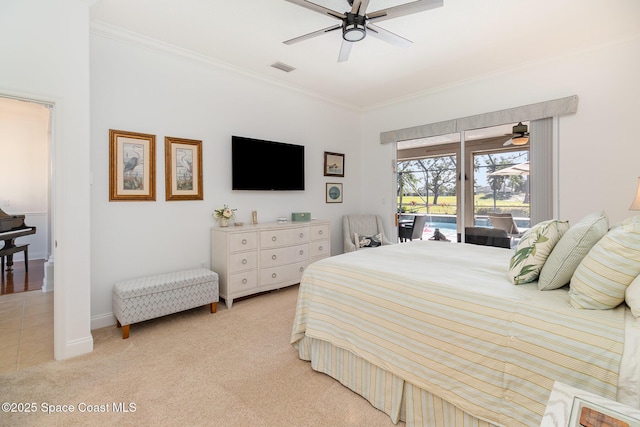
[298,336,500,427]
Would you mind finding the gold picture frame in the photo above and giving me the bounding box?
[324,151,345,177]
[109,129,156,201]
[164,136,203,201]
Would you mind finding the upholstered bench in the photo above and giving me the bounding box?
[113,268,219,339]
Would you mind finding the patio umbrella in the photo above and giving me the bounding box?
[488,161,529,176]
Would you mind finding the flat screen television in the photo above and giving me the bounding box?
[232,136,305,191]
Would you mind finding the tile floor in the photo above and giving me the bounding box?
[0,290,54,374]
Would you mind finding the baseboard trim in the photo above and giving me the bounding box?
[91,312,116,330]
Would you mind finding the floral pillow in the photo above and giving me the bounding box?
[508,219,570,285]
[354,232,382,249]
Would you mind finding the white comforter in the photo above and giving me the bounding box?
[292,241,633,426]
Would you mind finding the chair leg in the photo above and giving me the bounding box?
[24,246,28,273]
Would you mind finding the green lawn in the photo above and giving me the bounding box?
[399,194,529,215]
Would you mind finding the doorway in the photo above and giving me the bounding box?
[0,95,54,371]
[396,123,532,241]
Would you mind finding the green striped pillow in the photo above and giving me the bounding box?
[569,215,640,309]
[538,211,609,290]
[509,219,570,285]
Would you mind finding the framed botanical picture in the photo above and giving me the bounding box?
[324,151,345,177]
[165,136,203,201]
[109,129,156,201]
[326,183,343,203]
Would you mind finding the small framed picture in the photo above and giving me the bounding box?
[165,136,203,201]
[326,183,343,203]
[109,129,156,201]
[324,151,345,177]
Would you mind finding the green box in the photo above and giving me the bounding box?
[291,212,311,222]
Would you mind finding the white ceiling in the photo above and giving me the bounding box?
[90,0,640,111]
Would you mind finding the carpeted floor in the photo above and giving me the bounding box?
[0,285,401,427]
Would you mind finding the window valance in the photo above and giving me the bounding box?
[379,95,578,144]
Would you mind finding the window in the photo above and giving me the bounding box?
[397,124,532,240]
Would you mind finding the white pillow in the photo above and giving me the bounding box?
[569,215,640,309]
[538,211,609,290]
[626,275,640,318]
[509,219,570,285]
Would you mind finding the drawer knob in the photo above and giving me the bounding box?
[299,233,304,238]
[242,278,247,284]
[318,246,323,251]
[299,250,304,255]
[242,259,247,265]
[272,254,277,260]
[272,236,277,242]
[242,239,247,245]
[318,230,323,235]
[272,273,277,279]
[299,267,304,272]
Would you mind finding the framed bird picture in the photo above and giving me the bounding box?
[164,136,203,201]
[109,129,156,201]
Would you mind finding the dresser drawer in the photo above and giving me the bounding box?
[309,240,329,258]
[260,261,308,287]
[229,232,258,253]
[228,270,258,293]
[260,244,308,268]
[310,224,329,241]
[229,251,257,272]
[260,227,309,248]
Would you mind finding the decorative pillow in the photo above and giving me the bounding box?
[354,232,382,249]
[569,215,640,309]
[626,275,640,318]
[538,211,609,290]
[508,219,570,285]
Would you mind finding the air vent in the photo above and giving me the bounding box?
[271,62,296,73]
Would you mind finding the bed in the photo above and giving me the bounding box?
[290,238,640,426]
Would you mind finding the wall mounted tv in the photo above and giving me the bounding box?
[231,136,305,191]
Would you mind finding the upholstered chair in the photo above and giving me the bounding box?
[343,215,393,252]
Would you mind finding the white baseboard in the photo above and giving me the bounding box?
[56,335,94,361]
[91,312,116,330]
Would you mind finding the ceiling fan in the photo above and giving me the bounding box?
[283,0,444,62]
[503,122,530,146]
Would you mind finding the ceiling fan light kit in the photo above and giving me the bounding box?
[503,122,530,146]
[343,13,366,41]
[284,0,444,62]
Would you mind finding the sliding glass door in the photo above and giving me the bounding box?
[396,124,532,242]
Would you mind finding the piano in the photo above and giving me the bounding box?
[0,208,36,272]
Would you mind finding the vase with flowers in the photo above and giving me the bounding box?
[214,205,236,227]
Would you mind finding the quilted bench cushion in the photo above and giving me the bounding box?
[114,268,218,300]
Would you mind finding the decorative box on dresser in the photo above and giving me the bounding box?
[211,220,330,309]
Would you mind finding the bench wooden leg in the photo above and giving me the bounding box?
[121,324,130,339]
[211,302,217,313]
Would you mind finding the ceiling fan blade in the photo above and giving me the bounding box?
[350,0,362,14]
[366,24,412,47]
[338,40,353,62]
[283,24,342,45]
[367,0,443,23]
[284,0,345,20]
[357,0,370,16]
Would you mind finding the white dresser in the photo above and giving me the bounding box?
[211,220,330,308]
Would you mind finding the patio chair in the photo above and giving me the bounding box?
[343,215,393,252]
[487,213,524,248]
[487,213,523,237]
[462,227,511,249]
[399,215,427,242]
